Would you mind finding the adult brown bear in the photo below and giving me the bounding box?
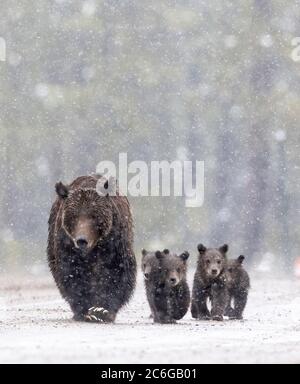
[47,175,137,323]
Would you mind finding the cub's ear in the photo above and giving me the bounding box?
[180,251,190,261]
[163,249,170,255]
[155,251,164,260]
[55,182,69,199]
[142,249,148,258]
[219,244,229,255]
[198,244,207,255]
[238,255,245,264]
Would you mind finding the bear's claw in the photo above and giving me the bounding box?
[89,307,109,315]
[84,307,111,323]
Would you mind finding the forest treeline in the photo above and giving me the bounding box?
[0,1,299,273]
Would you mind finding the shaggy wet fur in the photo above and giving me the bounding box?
[225,256,250,320]
[47,175,137,323]
[191,244,229,321]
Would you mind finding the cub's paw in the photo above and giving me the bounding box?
[84,307,114,323]
[158,319,176,325]
[212,315,224,322]
[197,313,211,321]
[154,316,176,324]
[224,307,235,318]
[162,318,176,324]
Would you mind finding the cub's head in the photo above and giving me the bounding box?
[226,256,245,286]
[197,244,228,279]
[56,181,113,252]
[156,249,190,287]
[141,249,160,280]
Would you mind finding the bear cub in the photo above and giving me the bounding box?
[191,244,229,321]
[142,249,191,324]
[225,256,250,320]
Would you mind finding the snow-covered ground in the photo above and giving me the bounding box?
[1,274,300,364]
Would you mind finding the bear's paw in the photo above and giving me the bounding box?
[84,307,113,323]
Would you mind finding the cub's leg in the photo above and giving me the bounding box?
[192,288,211,320]
[211,284,228,321]
[224,294,235,318]
[173,284,191,321]
[231,291,248,320]
[153,286,175,324]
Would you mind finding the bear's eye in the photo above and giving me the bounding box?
[143,264,146,269]
[206,260,210,265]
[217,260,221,265]
[228,268,233,273]
[176,268,181,273]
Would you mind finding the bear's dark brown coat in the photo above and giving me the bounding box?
[47,175,137,323]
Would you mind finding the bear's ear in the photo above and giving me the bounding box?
[238,255,245,264]
[142,249,148,258]
[219,244,229,255]
[55,182,69,199]
[198,244,207,255]
[163,249,170,255]
[155,251,164,260]
[180,251,190,262]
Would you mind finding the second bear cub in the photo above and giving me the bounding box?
[191,244,229,321]
[142,249,190,324]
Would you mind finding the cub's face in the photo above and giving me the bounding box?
[198,244,228,279]
[226,256,245,287]
[157,250,190,287]
[56,182,113,252]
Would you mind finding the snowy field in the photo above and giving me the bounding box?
[1,274,300,364]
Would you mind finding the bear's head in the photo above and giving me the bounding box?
[141,249,160,280]
[56,181,113,252]
[197,244,228,279]
[156,249,190,287]
[226,256,245,287]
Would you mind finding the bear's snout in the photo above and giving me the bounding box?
[76,237,89,252]
[208,267,221,278]
[168,274,179,286]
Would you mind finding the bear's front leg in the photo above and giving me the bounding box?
[154,313,176,324]
[224,294,235,318]
[173,284,190,321]
[224,306,235,318]
[192,288,211,320]
[211,283,228,321]
[69,297,92,322]
[153,286,175,324]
